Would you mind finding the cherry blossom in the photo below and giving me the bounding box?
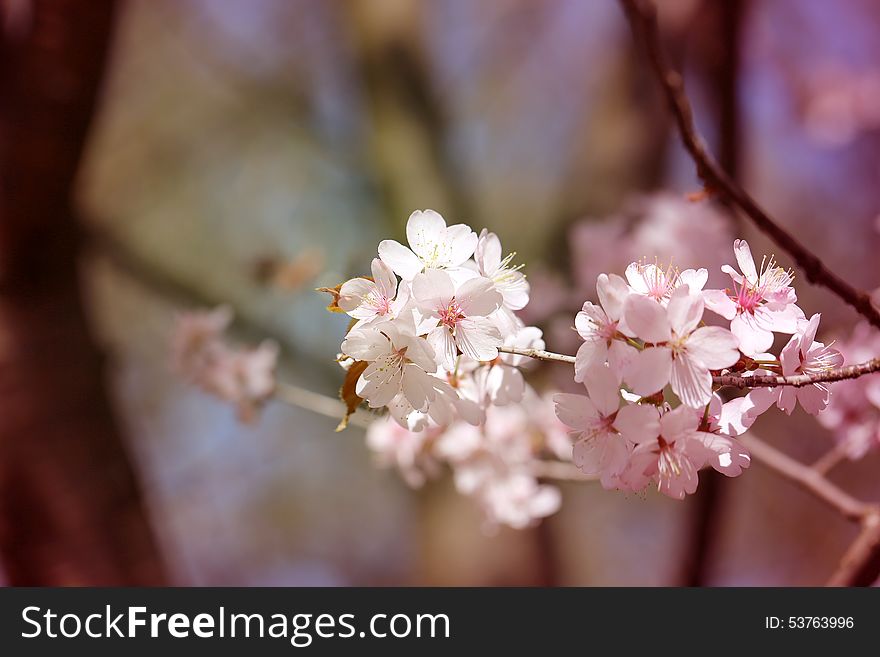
[171,306,279,422]
[413,269,502,369]
[475,229,529,308]
[341,317,438,411]
[747,314,844,416]
[378,209,478,280]
[623,286,740,407]
[621,405,750,499]
[625,261,708,303]
[479,473,561,531]
[573,273,637,383]
[338,257,407,324]
[366,416,440,488]
[818,323,880,458]
[554,365,659,488]
[704,239,805,355]
[171,305,233,378]
[472,324,544,406]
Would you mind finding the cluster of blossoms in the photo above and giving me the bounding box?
[172,206,859,527]
[818,323,880,458]
[171,306,279,422]
[366,391,570,530]
[555,238,844,499]
[333,210,570,527]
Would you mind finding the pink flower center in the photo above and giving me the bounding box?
[656,437,683,477]
[733,281,764,315]
[439,299,466,329]
[367,291,391,315]
[732,255,794,315]
[637,262,679,301]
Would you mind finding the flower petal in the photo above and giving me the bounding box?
[574,338,607,383]
[455,316,502,362]
[378,239,423,280]
[457,276,502,317]
[687,326,740,369]
[412,268,455,312]
[703,289,737,320]
[733,239,758,284]
[597,273,631,321]
[553,392,599,430]
[614,403,660,444]
[406,209,447,260]
[624,346,672,397]
[624,294,672,343]
[475,229,502,275]
[371,257,398,300]
[583,364,621,418]
[667,286,704,336]
[670,353,712,408]
[444,224,479,267]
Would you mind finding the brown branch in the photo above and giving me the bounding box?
[618,0,880,329]
[741,433,880,586]
[498,345,880,389]
[737,434,871,523]
[497,345,576,364]
[713,358,880,388]
[827,511,880,586]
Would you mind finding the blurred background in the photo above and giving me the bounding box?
[1,0,879,586]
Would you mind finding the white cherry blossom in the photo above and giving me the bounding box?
[378,209,478,280]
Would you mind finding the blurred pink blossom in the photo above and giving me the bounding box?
[818,323,880,458]
[171,306,279,422]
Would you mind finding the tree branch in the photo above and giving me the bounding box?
[736,434,871,522]
[618,0,880,329]
[497,346,576,364]
[826,511,880,586]
[275,381,373,430]
[498,345,880,388]
[713,358,880,388]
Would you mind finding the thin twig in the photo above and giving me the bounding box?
[737,434,870,522]
[827,511,880,586]
[274,381,373,429]
[498,345,576,364]
[531,460,595,482]
[811,441,851,476]
[618,0,880,329]
[713,358,880,388]
[498,345,880,389]
[275,380,587,484]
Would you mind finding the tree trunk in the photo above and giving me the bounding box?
[0,0,166,585]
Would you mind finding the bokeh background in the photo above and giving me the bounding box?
[2,0,879,586]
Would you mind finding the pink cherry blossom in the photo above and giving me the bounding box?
[341,318,439,411]
[207,341,279,422]
[573,273,637,383]
[747,314,844,417]
[625,261,708,303]
[378,209,478,280]
[435,403,563,529]
[474,325,544,406]
[475,228,529,311]
[171,306,279,422]
[479,473,561,530]
[338,258,406,323]
[621,405,750,499]
[704,239,805,355]
[366,416,440,488]
[623,286,740,407]
[171,305,234,378]
[554,365,659,488]
[818,323,880,458]
[413,269,502,369]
